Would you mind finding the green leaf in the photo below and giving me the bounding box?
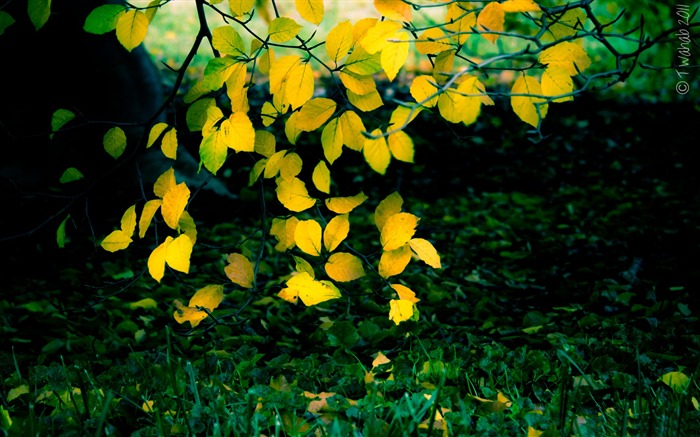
[84,4,125,34]
[0,11,16,35]
[59,167,84,184]
[28,0,51,30]
[212,25,247,57]
[56,215,70,248]
[103,127,127,159]
[268,17,302,43]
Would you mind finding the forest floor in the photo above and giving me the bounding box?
[1,96,699,436]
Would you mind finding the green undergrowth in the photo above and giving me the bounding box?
[2,100,700,435]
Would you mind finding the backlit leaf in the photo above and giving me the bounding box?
[285,112,303,145]
[388,130,414,163]
[203,57,239,90]
[200,129,228,174]
[121,204,137,238]
[347,89,383,112]
[296,98,337,132]
[84,4,125,34]
[294,255,315,278]
[103,127,127,159]
[339,72,377,98]
[285,62,314,109]
[148,236,173,282]
[541,66,574,102]
[56,214,69,248]
[391,283,420,303]
[325,192,368,214]
[326,20,353,63]
[511,75,548,128]
[254,130,276,157]
[28,0,51,30]
[226,112,256,152]
[285,272,341,306]
[375,191,403,231]
[165,234,193,273]
[186,97,216,131]
[279,152,303,182]
[229,0,255,16]
[445,5,476,45]
[378,244,411,278]
[270,55,300,95]
[409,238,441,268]
[389,299,414,324]
[249,159,267,186]
[389,105,423,129]
[344,46,382,75]
[101,230,132,252]
[545,8,587,40]
[361,20,403,54]
[381,212,420,251]
[433,49,455,83]
[539,42,591,76]
[339,111,366,151]
[381,31,408,81]
[312,161,331,194]
[270,217,299,251]
[476,2,504,43]
[321,117,343,164]
[325,252,365,282]
[224,253,255,288]
[416,28,452,55]
[438,89,464,123]
[59,167,83,184]
[179,211,197,244]
[295,220,323,257]
[212,25,246,57]
[323,214,349,252]
[116,9,149,52]
[147,122,169,148]
[174,284,224,327]
[265,150,287,179]
[269,17,302,43]
[51,109,75,133]
[410,76,439,108]
[501,0,541,13]
[296,0,324,25]
[455,76,486,125]
[139,199,162,238]
[374,0,411,22]
[660,371,690,393]
[226,64,250,113]
[363,129,391,174]
[0,11,14,35]
[276,177,316,212]
[161,128,178,159]
[161,182,190,229]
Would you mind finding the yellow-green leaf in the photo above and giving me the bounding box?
[139,199,162,238]
[296,98,337,132]
[148,236,173,282]
[161,182,190,229]
[276,177,316,212]
[165,234,193,273]
[294,255,315,278]
[28,0,51,30]
[229,0,255,16]
[381,31,408,82]
[410,76,439,108]
[179,211,197,244]
[59,167,83,184]
[186,97,216,131]
[511,75,548,128]
[296,0,324,25]
[389,299,414,325]
[116,9,149,52]
[285,111,303,145]
[323,214,349,252]
[268,17,302,43]
[343,46,382,75]
[380,212,420,251]
[374,0,411,22]
[476,2,504,43]
[83,4,125,34]
[154,168,176,198]
[409,238,441,268]
[212,25,246,57]
[7,384,29,402]
[285,62,315,110]
[312,160,331,194]
[659,371,690,394]
[325,252,365,282]
[545,8,587,40]
[388,130,414,163]
[539,42,591,76]
[161,128,178,159]
[200,129,228,175]
[378,244,411,278]
[363,129,391,174]
[129,298,159,310]
[56,214,69,248]
[224,253,255,288]
[103,127,127,159]
[541,66,574,102]
[249,159,267,186]
[254,130,276,157]
[361,20,403,54]
[325,192,368,214]
[270,216,299,251]
[391,283,420,302]
[101,230,133,252]
[295,219,323,256]
[321,117,343,164]
[51,108,75,134]
[338,110,366,151]
[374,191,403,231]
[326,20,353,63]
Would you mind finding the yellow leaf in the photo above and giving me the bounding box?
[173,299,206,327]
[154,169,176,198]
[226,63,250,113]
[254,130,276,157]
[161,182,190,229]
[378,244,412,278]
[276,177,316,212]
[161,128,178,159]
[116,9,148,51]
[374,0,411,22]
[200,128,228,175]
[415,28,452,55]
[321,117,343,164]
[129,298,159,310]
[103,127,127,159]
[326,20,353,63]
[285,62,314,110]
[545,8,587,40]
[381,31,408,82]
[323,214,349,252]
[353,18,378,45]
[101,230,133,252]
[381,212,420,251]
[391,283,420,303]
[361,20,403,54]
[212,25,246,57]
[660,371,690,393]
[279,152,303,182]
[389,299,414,325]
[388,130,414,163]
[285,272,341,306]
[147,122,169,148]
[140,200,161,239]
[295,0,324,25]
[528,426,544,437]
[511,75,548,128]
[363,129,391,174]
[229,0,256,16]
[312,161,331,194]
[372,352,391,368]
[539,42,591,76]
[343,46,382,76]
[541,66,574,102]
[270,216,299,251]
[389,105,423,129]
[120,204,137,238]
[258,47,275,76]
[285,111,303,145]
[250,160,266,186]
[410,76,439,108]
[295,220,323,256]
[409,238,441,268]
[325,192,368,214]
[174,284,224,327]
[265,150,287,179]
[224,253,255,288]
[501,0,541,13]
[165,234,193,273]
[339,71,376,96]
[347,89,383,112]
[338,111,366,151]
[294,255,315,278]
[296,98,337,132]
[268,17,302,43]
[325,252,365,282]
[148,236,173,282]
[476,2,504,43]
[225,112,256,152]
[437,89,464,123]
[445,5,476,45]
[278,287,299,304]
[433,49,455,83]
[270,55,301,95]
[375,191,403,231]
[455,76,486,125]
[179,211,197,244]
